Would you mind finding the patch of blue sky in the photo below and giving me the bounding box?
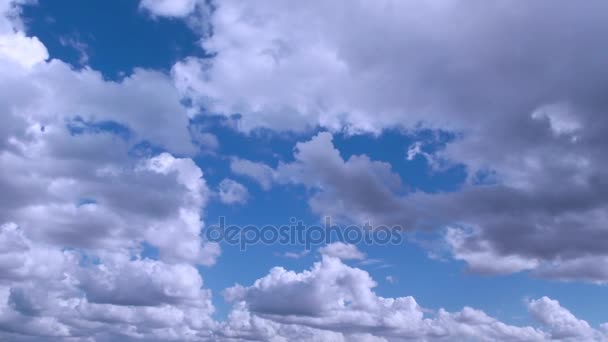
[22,0,205,78]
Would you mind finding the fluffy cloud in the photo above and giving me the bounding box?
[139,0,197,17]
[319,242,366,261]
[221,256,608,341]
[230,157,276,191]
[0,31,47,68]
[233,131,608,282]
[0,223,217,341]
[0,138,221,340]
[1,129,218,264]
[0,2,219,340]
[3,0,608,339]
[218,178,249,205]
[166,0,608,283]
[1,0,195,155]
[528,297,599,341]
[1,61,195,154]
[445,227,540,275]
[173,0,608,133]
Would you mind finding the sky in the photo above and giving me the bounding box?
[1,0,608,341]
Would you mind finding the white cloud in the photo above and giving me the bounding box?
[0,3,219,339]
[230,157,276,190]
[172,1,608,136]
[0,60,196,155]
[281,249,310,259]
[319,242,366,261]
[79,258,208,306]
[0,31,47,68]
[528,297,598,340]
[190,125,219,153]
[221,256,608,341]
[218,178,249,205]
[2,1,608,340]
[139,0,197,17]
[166,0,608,284]
[0,223,218,341]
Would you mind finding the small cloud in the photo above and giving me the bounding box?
[230,157,275,190]
[59,35,89,66]
[358,258,392,269]
[319,242,365,260]
[218,178,249,205]
[189,124,219,154]
[278,250,310,259]
[139,0,197,18]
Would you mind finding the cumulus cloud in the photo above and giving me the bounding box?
[0,31,47,68]
[218,178,249,205]
[319,242,366,261]
[166,0,608,283]
[139,0,197,17]
[445,227,540,275]
[232,131,608,282]
[3,0,608,339]
[230,157,276,191]
[221,256,608,341]
[189,125,220,153]
[0,2,219,339]
[528,297,599,341]
[173,0,608,133]
[0,223,217,341]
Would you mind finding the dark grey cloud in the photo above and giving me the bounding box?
[237,130,608,280]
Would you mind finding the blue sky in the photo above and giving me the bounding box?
[1,1,608,341]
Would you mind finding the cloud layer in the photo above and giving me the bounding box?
[1,0,607,340]
[0,3,219,340]
[220,250,607,341]
[167,0,608,282]
[232,131,608,282]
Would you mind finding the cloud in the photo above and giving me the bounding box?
[2,0,607,339]
[528,297,601,341]
[319,242,366,261]
[0,62,196,155]
[189,124,219,153]
[221,256,608,341]
[0,31,47,68]
[280,249,310,259]
[164,0,608,283]
[230,157,276,191]
[79,258,206,306]
[173,0,608,133]
[445,227,540,275]
[0,3,219,339]
[1,132,218,265]
[0,223,217,341]
[233,131,608,283]
[139,0,197,17]
[58,35,89,65]
[218,178,249,205]
[0,0,195,155]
